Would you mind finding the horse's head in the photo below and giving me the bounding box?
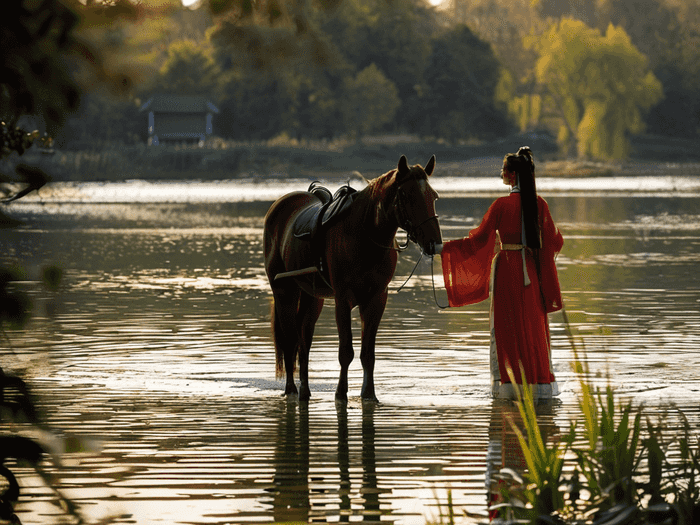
[392,155,442,255]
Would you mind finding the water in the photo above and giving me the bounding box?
[2,176,700,524]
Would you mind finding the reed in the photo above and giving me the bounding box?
[454,356,700,525]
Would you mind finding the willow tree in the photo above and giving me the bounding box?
[529,18,663,160]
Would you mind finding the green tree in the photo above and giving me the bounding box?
[422,24,512,141]
[594,0,682,70]
[284,67,342,139]
[495,69,542,133]
[447,0,542,83]
[318,0,376,70]
[215,70,287,139]
[361,0,436,132]
[153,39,221,96]
[529,18,663,159]
[646,0,700,137]
[340,63,401,137]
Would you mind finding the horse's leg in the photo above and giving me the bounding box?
[273,287,302,396]
[297,292,324,401]
[334,299,354,402]
[358,290,388,402]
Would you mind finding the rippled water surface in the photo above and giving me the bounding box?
[2,176,700,524]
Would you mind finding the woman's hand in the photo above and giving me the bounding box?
[429,242,443,255]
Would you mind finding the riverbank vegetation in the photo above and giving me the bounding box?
[47,0,700,166]
[8,131,699,182]
[427,358,700,525]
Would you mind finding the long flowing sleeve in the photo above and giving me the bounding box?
[537,196,564,313]
[441,201,500,307]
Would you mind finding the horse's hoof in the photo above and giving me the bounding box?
[360,388,378,403]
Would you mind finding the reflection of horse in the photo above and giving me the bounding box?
[271,400,380,522]
[264,156,442,401]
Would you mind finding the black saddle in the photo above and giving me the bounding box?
[293,182,358,241]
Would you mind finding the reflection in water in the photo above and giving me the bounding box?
[486,401,561,522]
[2,181,700,523]
[359,402,380,522]
[270,401,383,523]
[272,401,310,522]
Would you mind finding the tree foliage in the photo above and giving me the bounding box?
[423,24,512,141]
[8,0,700,158]
[155,39,220,96]
[528,18,663,159]
[449,0,700,153]
[340,63,401,137]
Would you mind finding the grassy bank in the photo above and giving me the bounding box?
[5,133,699,182]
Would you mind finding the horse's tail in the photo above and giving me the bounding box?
[271,298,285,379]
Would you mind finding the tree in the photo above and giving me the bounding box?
[340,63,401,138]
[422,24,512,141]
[283,66,343,139]
[153,39,220,96]
[529,18,663,159]
[361,0,437,132]
[447,0,542,80]
[594,0,682,70]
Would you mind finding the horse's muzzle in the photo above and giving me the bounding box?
[414,216,442,256]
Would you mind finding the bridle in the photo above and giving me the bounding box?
[377,173,442,293]
[393,177,439,249]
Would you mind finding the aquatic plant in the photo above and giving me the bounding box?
[484,357,700,525]
[492,366,573,524]
[426,489,458,525]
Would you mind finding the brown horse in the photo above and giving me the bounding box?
[263,156,442,401]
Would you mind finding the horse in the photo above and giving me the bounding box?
[263,155,442,402]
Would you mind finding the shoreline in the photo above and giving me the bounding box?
[4,133,699,182]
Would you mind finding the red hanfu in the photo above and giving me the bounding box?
[441,193,563,399]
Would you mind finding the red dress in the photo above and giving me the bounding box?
[441,193,563,398]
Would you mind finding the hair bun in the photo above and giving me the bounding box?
[517,146,532,159]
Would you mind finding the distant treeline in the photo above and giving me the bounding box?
[55,0,700,161]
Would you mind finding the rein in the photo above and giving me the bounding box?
[365,168,442,289]
[366,175,429,252]
[370,230,411,251]
[392,251,424,293]
[430,255,450,309]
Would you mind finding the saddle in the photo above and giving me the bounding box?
[293,182,358,241]
[275,182,358,285]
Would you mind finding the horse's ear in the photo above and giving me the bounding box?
[425,155,436,177]
[398,155,409,174]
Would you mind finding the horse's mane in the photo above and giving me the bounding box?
[363,169,397,204]
[363,163,427,202]
[352,164,427,230]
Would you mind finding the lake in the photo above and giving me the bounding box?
[1,174,699,524]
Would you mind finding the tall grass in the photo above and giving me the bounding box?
[484,358,700,525]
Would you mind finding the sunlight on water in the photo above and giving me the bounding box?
[2,178,700,524]
[13,174,700,206]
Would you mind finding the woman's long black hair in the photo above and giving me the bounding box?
[505,146,540,249]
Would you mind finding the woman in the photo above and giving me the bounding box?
[439,147,564,399]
